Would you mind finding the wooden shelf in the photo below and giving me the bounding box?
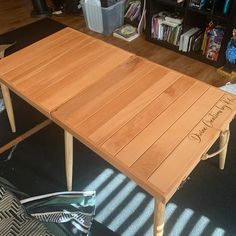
[148,38,179,50]
[124,0,144,28]
[145,0,236,67]
[187,50,222,67]
[152,0,185,8]
[148,37,223,67]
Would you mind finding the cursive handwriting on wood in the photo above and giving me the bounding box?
[188,96,236,143]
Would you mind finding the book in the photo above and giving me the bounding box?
[188,29,202,51]
[192,33,203,51]
[113,24,139,42]
[165,15,183,25]
[151,11,183,46]
[125,1,141,21]
[205,26,224,61]
[174,25,182,45]
[179,27,200,52]
[190,30,203,51]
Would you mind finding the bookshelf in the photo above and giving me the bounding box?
[124,0,144,28]
[146,0,236,67]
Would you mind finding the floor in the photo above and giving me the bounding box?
[1,1,236,236]
[0,0,231,87]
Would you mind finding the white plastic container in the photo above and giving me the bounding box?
[81,0,125,35]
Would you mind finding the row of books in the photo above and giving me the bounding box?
[179,27,202,52]
[124,0,141,22]
[178,23,224,61]
[189,0,232,15]
[151,12,183,46]
[151,12,224,61]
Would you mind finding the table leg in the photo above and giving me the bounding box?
[64,130,73,191]
[154,198,165,236]
[219,125,229,170]
[1,83,16,132]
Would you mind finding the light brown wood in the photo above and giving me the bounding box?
[115,80,211,166]
[49,31,236,203]
[102,76,194,155]
[1,28,236,236]
[1,83,16,132]
[0,119,52,154]
[0,0,37,35]
[219,124,230,170]
[148,94,236,201]
[64,130,73,191]
[77,68,179,143]
[0,28,132,117]
[130,85,223,178]
[52,57,156,128]
[154,199,165,236]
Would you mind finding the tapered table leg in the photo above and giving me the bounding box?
[154,198,165,236]
[219,125,230,170]
[1,83,16,132]
[64,130,73,191]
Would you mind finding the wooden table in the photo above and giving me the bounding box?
[1,28,236,236]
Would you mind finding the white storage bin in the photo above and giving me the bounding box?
[81,0,124,35]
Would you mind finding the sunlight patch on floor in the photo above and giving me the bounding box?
[83,169,226,236]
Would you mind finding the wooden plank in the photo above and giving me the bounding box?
[130,86,226,179]
[12,39,105,90]
[3,33,92,84]
[3,40,131,114]
[0,119,52,154]
[89,72,180,145]
[115,80,210,166]
[38,47,132,113]
[0,28,76,75]
[86,69,183,145]
[102,76,196,156]
[148,93,236,202]
[52,57,156,126]
[77,68,178,143]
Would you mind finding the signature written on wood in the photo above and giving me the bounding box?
[188,96,236,143]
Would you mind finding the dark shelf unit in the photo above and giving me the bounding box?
[146,0,236,67]
[152,0,185,8]
[124,17,140,28]
[187,7,229,22]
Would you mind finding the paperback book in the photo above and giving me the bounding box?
[151,11,183,46]
[113,24,139,42]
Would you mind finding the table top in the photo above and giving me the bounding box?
[0,28,132,117]
[1,27,236,203]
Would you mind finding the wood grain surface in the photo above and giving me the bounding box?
[1,28,236,203]
[0,28,132,116]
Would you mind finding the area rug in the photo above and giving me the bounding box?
[1,18,236,236]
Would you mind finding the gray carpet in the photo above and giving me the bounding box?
[1,18,236,236]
